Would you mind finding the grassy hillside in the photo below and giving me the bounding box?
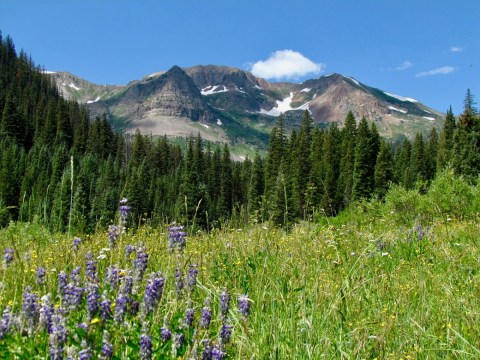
[0,171,479,359]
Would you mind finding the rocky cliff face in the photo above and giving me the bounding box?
[47,66,444,146]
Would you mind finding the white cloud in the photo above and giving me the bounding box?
[450,46,463,52]
[415,66,455,77]
[395,60,413,71]
[250,50,325,80]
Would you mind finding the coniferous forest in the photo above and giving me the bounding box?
[1,34,479,232]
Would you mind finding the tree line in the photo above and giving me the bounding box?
[1,33,479,231]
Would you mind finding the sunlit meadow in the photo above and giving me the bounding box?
[0,171,479,359]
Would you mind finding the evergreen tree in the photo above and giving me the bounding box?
[337,111,356,207]
[437,107,456,170]
[374,140,394,199]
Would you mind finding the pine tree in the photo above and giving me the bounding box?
[374,140,394,199]
[437,107,456,170]
[337,111,356,207]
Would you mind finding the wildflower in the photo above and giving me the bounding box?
[4,248,14,267]
[119,274,134,296]
[114,293,128,323]
[79,340,92,360]
[142,272,165,317]
[108,225,120,248]
[211,345,225,360]
[219,321,233,345]
[219,289,230,318]
[124,244,136,260]
[139,333,152,360]
[119,198,131,225]
[105,265,120,290]
[39,294,54,332]
[133,247,149,283]
[128,299,140,316]
[100,297,112,321]
[201,339,212,360]
[57,271,68,296]
[86,259,97,282]
[63,283,84,311]
[36,267,46,286]
[72,237,82,252]
[0,306,11,339]
[86,283,100,319]
[186,264,199,292]
[174,267,184,296]
[100,331,114,359]
[238,294,251,317]
[49,312,68,360]
[199,299,212,329]
[184,307,195,327]
[70,266,81,286]
[168,225,187,251]
[77,322,89,331]
[22,287,39,332]
[160,325,172,341]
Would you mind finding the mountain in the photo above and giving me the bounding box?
[48,66,444,148]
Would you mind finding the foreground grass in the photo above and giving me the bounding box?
[1,210,479,358]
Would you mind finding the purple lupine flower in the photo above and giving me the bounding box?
[108,225,120,248]
[141,273,165,317]
[199,299,212,329]
[86,283,100,319]
[238,294,251,317]
[201,339,212,360]
[58,271,68,296]
[77,322,89,332]
[174,333,185,349]
[168,225,187,251]
[70,266,81,286]
[100,297,112,321]
[219,321,233,345]
[86,259,97,282]
[119,198,131,224]
[184,307,195,327]
[0,306,11,339]
[39,294,54,332]
[160,325,172,341]
[72,237,82,252]
[105,266,120,290]
[101,331,114,359]
[3,248,14,267]
[114,293,128,323]
[119,274,134,296]
[133,247,149,283]
[139,333,152,360]
[174,267,184,296]
[22,287,39,331]
[186,264,199,292]
[36,267,46,286]
[79,340,92,360]
[64,283,84,311]
[124,244,136,260]
[211,345,225,360]
[49,312,68,360]
[219,290,230,318]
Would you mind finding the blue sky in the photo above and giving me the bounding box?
[2,0,479,113]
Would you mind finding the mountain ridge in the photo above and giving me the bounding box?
[47,66,444,148]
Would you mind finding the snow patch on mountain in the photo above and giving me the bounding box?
[69,83,81,91]
[388,106,407,114]
[86,96,101,104]
[259,92,311,116]
[423,116,435,121]
[300,88,311,92]
[217,119,223,125]
[384,91,417,103]
[347,77,361,86]
[201,85,229,96]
